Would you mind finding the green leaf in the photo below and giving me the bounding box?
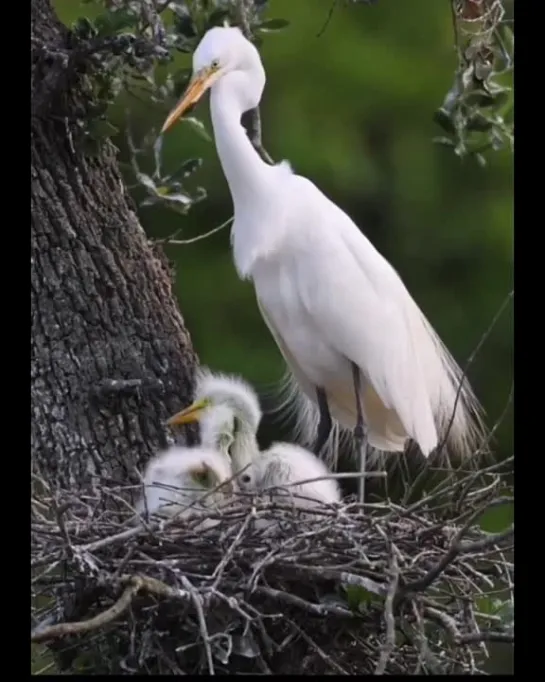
[163,191,192,206]
[433,108,456,135]
[181,117,213,142]
[89,119,119,141]
[174,13,198,39]
[463,89,508,109]
[479,504,513,533]
[432,136,456,147]
[257,18,290,32]
[136,172,158,193]
[168,158,203,181]
[72,17,98,40]
[343,585,382,612]
[174,34,197,54]
[466,113,494,133]
[173,68,193,97]
[206,9,231,30]
[94,9,136,37]
[476,596,514,628]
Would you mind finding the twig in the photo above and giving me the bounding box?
[285,471,387,489]
[211,513,253,588]
[458,526,513,553]
[425,606,462,640]
[405,498,513,593]
[396,455,513,521]
[426,607,513,646]
[316,0,340,38]
[289,620,349,674]
[436,289,513,457]
[78,468,244,552]
[164,216,233,246]
[180,576,215,675]
[255,586,355,618]
[458,631,513,645]
[32,471,514,674]
[31,579,142,643]
[375,551,399,674]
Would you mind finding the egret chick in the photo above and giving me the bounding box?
[240,441,341,510]
[199,403,236,457]
[160,27,486,504]
[167,369,341,508]
[137,445,234,523]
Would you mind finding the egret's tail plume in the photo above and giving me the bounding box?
[264,369,382,471]
[421,314,489,462]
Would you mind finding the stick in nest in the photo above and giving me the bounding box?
[31,469,514,675]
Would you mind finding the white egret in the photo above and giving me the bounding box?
[161,27,486,503]
[167,369,341,508]
[137,445,234,523]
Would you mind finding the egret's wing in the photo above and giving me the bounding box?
[288,179,438,454]
[256,296,315,398]
[256,296,324,450]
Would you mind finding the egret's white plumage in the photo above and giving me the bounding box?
[239,441,341,509]
[161,27,486,477]
[167,369,341,507]
[137,445,234,522]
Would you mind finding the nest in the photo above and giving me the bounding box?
[31,461,514,675]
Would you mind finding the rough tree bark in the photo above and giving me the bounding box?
[31,0,197,492]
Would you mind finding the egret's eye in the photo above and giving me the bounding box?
[240,473,251,485]
[211,58,220,69]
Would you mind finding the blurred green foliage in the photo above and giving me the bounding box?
[54,0,513,464]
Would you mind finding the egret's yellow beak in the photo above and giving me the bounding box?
[166,398,209,426]
[161,66,219,134]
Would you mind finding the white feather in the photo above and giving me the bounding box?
[238,441,341,507]
[137,446,233,524]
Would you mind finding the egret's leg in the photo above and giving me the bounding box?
[351,363,367,505]
[315,387,332,456]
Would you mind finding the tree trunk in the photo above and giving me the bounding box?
[31,0,197,493]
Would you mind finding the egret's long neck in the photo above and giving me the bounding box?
[210,79,269,208]
[231,422,260,473]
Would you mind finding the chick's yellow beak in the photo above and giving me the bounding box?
[161,67,218,134]
[167,398,208,426]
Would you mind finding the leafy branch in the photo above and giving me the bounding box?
[434,0,514,164]
[64,1,289,218]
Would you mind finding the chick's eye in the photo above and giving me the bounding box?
[191,469,210,487]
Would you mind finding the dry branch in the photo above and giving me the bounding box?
[31,464,513,675]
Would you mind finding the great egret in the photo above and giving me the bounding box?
[137,445,234,524]
[167,369,341,508]
[161,27,486,503]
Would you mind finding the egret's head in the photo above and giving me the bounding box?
[167,368,262,436]
[161,26,265,133]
